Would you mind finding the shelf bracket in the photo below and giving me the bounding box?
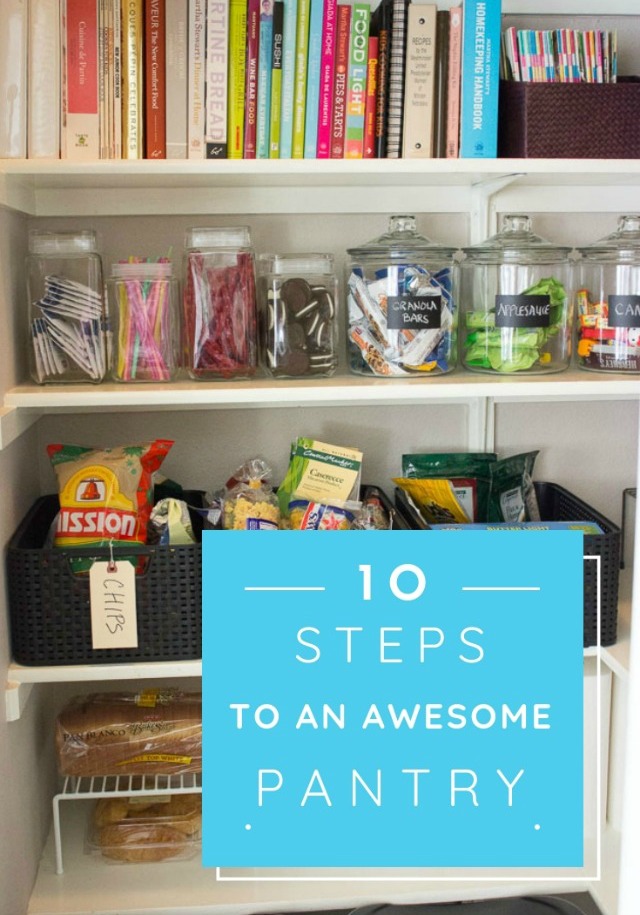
[0,406,41,451]
[5,680,34,722]
[470,173,524,244]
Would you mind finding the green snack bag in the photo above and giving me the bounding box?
[486,451,540,523]
[401,453,497,522]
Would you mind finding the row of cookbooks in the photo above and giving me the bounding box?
[0,0,502,161]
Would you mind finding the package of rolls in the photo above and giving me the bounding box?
[55,689,202,777]
[88,794,202,863]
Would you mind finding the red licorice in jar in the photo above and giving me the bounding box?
[183,229,258,380]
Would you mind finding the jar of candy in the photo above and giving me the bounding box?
[460,214,572,374]
[576,215,640,373]
[258,253,338,378]
[345,215,457,377]
[108,259,178,382]
[183,227,257,379]
[26,230,107,384]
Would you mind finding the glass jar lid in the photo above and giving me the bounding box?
[462,214,572,264]
[347,215,457,260]
[185,226,252,249]
[578,215,640,263]
[258,253,334,274]
[29,230,98,255]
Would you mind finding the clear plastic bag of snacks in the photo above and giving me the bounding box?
[222,459,281,530]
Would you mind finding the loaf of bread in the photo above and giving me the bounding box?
[91,794,202,863]
[55,690,202,776]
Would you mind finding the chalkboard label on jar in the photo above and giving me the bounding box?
[387,293,442,330]
[495,294,551,328]
[608,294,640,328]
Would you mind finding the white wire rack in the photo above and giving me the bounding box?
[53,772,202,874]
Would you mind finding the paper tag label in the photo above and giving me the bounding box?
[608,294,640,328]
[89,560,138,649]
[495,294,551,328]
[387,293,442,330]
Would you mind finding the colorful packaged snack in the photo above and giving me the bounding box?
[397,453,497,524]
[288,500,357,530]
[486,451,540,523]
[47,440,174,549]
[222,458,280,530]
[277,437,363,517]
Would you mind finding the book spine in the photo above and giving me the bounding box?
[28,0,61,158]
[315,0,336,159]
[303,0,324,157]
[445,5,461,158]
[244,0,259,159]
[122,0,144,158]
[113,0,122,157]
[145,0,166,157]
[228,0,248,157]
[65,0,101,159]
[363,35,378,158]
[386,0,408,158]
[344,2,370,159]
[257,1,274,158]
[98,0,107,157]
[269,0,284,156]
[402,2,436,158]
[165,0,187,157]
[105,0,114,157]
[373,0,391,159]
[279,0,297,158]
[188,0,206,157]
[459,0,501,158]
[329,2,350,158]
[205,0,228,158]
[433,8,449,157]
[291,0,310,158]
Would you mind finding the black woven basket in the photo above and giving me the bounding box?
[7,495,203,666]
[394,481,620,648]
[7,485,405,667]
[498,78,640,159]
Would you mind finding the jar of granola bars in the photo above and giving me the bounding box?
[576,215,640,373]
[346,215,457,377]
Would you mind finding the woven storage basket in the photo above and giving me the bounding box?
[7,495,203,666]
[498,78,640,159]
[394,481,620,648]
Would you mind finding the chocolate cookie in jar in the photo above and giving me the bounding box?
[258,254,338,377]
[183,227,257,380]
[346,215,458,377]
[576,215,640,372]
[460,214,572,374]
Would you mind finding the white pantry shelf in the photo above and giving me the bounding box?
[1,159,640,217]
[5,371,640,414]
[29,801,593,915]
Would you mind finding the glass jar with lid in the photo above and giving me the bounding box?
[576,215,640,373]
[26,229,107,384]
[460,214,572,374]
[345,215,458,377]
[258,253,338,378]
[183,226,258,380]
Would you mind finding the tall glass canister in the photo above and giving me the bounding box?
[27,230,107,384]
[576,215,640,372]
[461,215,573,374]
[346,215,457,377]
[183,227,258,380]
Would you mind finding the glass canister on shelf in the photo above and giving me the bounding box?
[460,214,572,374]
[26,230,107,384]
[108,258,178,382]
[345,215,457,377]
[576,215,640,373]
[183,227,258,380]
[258,253,338,378]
